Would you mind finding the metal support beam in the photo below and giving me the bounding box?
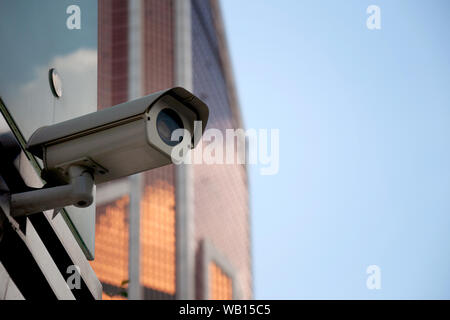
[174,0,195,300]
[127,0,143,301]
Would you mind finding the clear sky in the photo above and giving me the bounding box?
[221,0,450,299]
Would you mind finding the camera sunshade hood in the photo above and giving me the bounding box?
[27,87,209,159]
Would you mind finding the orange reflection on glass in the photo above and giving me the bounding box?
[140,180,176,295]
[102,292,127,300]
[209,262,232,300]
[90,196,129,288]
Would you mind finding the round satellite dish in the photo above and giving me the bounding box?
[49,68,63,98]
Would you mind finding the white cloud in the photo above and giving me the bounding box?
[11,48,97,139]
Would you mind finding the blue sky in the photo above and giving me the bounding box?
[0,0,96,86]
[221,0,450,299]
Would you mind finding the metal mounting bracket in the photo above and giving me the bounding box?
[10,165,94,218]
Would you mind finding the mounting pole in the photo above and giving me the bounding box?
[127,0,143,300]
[10,165,94,218]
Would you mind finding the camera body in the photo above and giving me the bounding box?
[27,87,209,184]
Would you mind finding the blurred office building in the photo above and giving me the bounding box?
[91,0,251,300]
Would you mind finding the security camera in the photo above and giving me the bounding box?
[10,87,209,217]
[27,87,209,184]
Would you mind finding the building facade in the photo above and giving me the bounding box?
[0,0,250,300]
[92,0,251,300]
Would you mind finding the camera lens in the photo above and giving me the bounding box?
[156,108,184,146]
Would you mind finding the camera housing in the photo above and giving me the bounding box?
[27,87,209,184]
